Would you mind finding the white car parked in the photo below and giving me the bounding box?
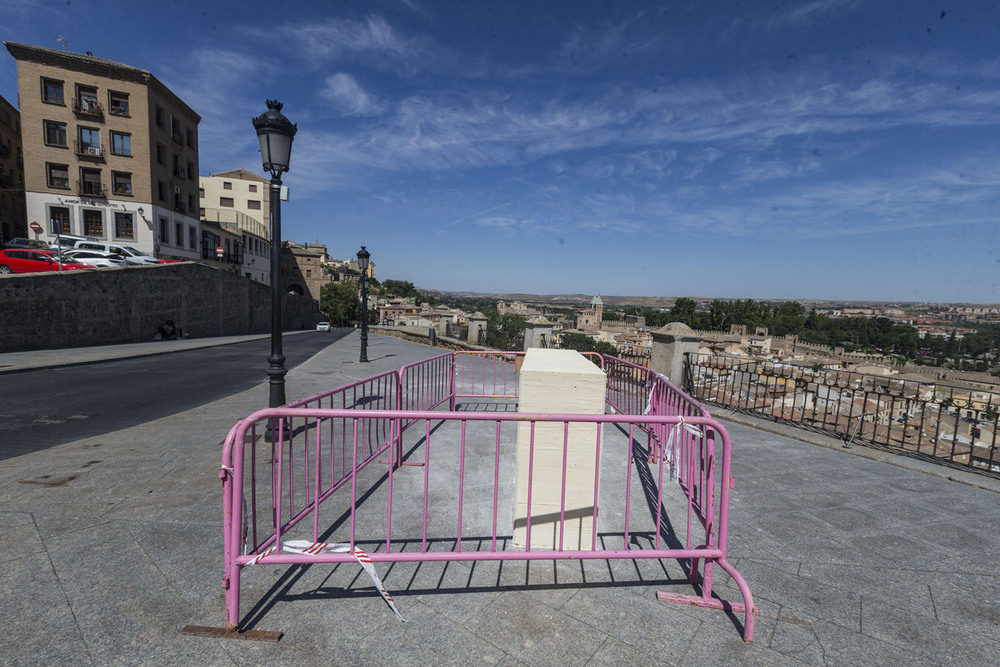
[61,249,128,267]
[73,241,159,265]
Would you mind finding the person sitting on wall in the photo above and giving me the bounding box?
[157,320,178,340]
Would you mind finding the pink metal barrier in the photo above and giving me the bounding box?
[453,351,521,401]
[219,353,758,642]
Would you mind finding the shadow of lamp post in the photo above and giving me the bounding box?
[357,246,370,363]
[252,100,297,414]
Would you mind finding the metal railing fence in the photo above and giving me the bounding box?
[685,353,1000,476]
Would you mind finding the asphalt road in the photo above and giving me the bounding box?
[0,329,351,460]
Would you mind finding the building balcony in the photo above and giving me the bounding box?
[72,99,104,118]
[76,180,107,198]
[75,141,104,159]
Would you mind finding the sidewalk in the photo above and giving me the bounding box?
[0,331,314,375]
[1,332,997,666]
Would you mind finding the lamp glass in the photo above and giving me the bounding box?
[257,131,292,173]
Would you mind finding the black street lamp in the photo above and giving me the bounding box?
[252,100,297,412]
[357,246,370,363]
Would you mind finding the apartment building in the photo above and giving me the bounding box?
[0,94,26,241]
[199,168,271,283]
[5,42,201,260]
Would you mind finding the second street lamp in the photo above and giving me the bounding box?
[252,100,297,412]
[357,246,370,363]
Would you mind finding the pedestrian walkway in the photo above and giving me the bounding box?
[0,331,314,375]
[1,332,997,665]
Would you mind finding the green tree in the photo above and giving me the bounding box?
[319,281,359,326]
[560,332,617,356]
[670,297,698,326]
[483,310,525,351]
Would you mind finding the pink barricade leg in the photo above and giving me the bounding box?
[225,564,241,630]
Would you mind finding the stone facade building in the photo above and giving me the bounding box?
[0,94,26,242]
[199,168,271,284]
[5,41,201,260]
[281,241,337,302]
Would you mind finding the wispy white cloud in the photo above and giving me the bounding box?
[247,15,429,73]
[286,53,1000,197]
[767,0,859,30]
[318,73,386,116]
[445,201,512,227]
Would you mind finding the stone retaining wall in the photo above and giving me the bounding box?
[0,262,321,352]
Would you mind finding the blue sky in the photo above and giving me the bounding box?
[4,1,1000,303]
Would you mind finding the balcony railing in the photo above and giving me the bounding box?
[73,99,104,117]
[685,353,1000,477]
[76,180,107,198]
[75,141,104,158]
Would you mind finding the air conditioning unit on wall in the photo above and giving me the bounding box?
[86,146,101,156]
[173,185,182,194]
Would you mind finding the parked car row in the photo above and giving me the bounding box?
[0,249,94,273]
[0,235,169,272]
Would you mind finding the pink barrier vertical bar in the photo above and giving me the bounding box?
[457,420,467,552]
[250,423,258,549]
[221,423,239,630]
[701,427,717,598]
[449,355,457,411]
[624,422,634,548]
[591,422,602,551]
[386,416,395,553]
[558,421,569,552]
[526,420,536,551]
[422,418,431,551]
[655,426,666,550]
[275,419,285,555]
[492,419,501,551]
[313,418,321,541]
[349,417,359,549]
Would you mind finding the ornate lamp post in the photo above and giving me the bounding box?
[357,246,370,363]
[252,100,297,410]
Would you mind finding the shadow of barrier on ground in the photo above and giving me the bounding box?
[206,352,760,642]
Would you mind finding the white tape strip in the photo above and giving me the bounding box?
[282,540,406,622]
[643,386,656,415]
[664,420,704,482]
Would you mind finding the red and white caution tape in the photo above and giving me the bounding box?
[664,418,704,482]
[247,540,405,621]
[247,545,275,565]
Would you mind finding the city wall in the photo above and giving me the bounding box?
[0,262,321,352]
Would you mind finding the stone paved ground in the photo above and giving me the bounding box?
[1,332,998,666]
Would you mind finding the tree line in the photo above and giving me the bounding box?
[637,297,1000,367]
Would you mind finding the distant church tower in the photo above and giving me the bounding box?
[574,295,604,330]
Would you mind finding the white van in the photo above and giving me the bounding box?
[73,241,160,265]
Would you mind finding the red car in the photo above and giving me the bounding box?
[0,249,93,274]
